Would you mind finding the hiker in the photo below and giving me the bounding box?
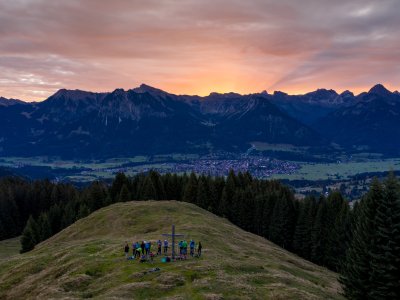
[132,241,137,257]
[190,240,195,257]
[136,245,143,259]
[179,240,183,255]
[163,240,169,254]
[197,241,202,257]
[141,241,145,255]
[124,242,129,258]
[145,241,151,256]
[157,240,162,255]
[182,240,188,257]
[134,242,140,258]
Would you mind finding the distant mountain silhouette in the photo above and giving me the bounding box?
[0,97,25,107]
[0,84,398,158]
[0,86,320,158]
[313,84,400,154]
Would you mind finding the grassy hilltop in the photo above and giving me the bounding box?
[0,201,343,299]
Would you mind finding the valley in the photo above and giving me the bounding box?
[2,150,400,200]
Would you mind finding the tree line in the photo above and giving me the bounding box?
[5,171,351,271]
[2,170,399,298]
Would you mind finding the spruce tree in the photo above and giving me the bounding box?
[119,184,131,202]
[368,173,400,300]
[20,216,39,253]
[293,196,315,259]
[311,196,328,265]
[340,178,383,299]
[218,171,236,219]
[140,176,157,200]
[325,191,350,271]
[149,171,165,200]
[196,176,210,209]
[183,172,198,203]
[269,194,295,249]
[110,172,128,201]
[37,213,52,242]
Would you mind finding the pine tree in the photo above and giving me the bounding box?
[368,173,400,299]
[37,213,52,242]
[293,196,315,259]
[20,216,39,253]
[325,191,350,270]
[218,171,236,218]
[61,201,76,228]
[149,171,165,200]
[340,178,383,299]
[119,184,131,202]
[260,193,276,239]
[196,176,210,209]
[77,203,90,219]
[0,218,6,240]
[183,172,198,203]
[327,200,350,271]
[311,196,328,265]
[48,204,62,234]
[140,176,157,200]
[269,194,295,249]
[110,172,129,201]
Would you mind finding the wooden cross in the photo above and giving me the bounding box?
[162,224,184,259]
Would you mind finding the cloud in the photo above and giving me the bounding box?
[0,0,399,100]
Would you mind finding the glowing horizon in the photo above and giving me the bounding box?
[1,0,399,101]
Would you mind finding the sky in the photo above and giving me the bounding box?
[0,0,399,101]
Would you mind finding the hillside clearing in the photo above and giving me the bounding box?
[0,201,343,299]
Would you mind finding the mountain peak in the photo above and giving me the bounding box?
[340,90,354,98]
[131,84,167,95]
[208,92,241,98]
[52,88,94,99]
[305,88,338,97]
[368,84,392,96]
[273,91,288,97]
[0,96,25,106]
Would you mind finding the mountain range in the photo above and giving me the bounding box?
[0,83,399,158]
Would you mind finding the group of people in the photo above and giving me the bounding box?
[178,240,202,258]
[124,238,203,262]
[123,240,154,262]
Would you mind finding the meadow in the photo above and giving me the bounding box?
[0,201,343,299]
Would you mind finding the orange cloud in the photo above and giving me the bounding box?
[0,0,399,101]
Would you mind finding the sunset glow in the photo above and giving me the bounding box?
[1,0,399,101]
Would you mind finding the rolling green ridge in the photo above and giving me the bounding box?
[0,201,343,299]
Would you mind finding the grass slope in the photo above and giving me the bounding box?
[0,201,343,299]
[0,237,20,260]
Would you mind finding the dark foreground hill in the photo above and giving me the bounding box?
[0,201,342,299]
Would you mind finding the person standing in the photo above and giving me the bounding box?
[157,240,162,255]
[136,245,142,259]
[135,242,140,258]
[197,241,202,257]
[132,241,136,258]
[145,241,151,256]
[141,241,145,256]
[190,240,195,257]
[163,239,169,254]
[182,240,188,257]
[124,242,130,258]
[179,240,183,255]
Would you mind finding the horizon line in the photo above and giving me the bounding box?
[1,82,398,103]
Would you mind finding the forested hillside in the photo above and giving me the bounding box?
[1,171,399,298]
